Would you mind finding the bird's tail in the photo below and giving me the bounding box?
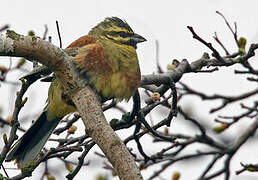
[6,111,61,167]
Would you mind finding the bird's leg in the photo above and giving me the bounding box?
[130,89,141,121]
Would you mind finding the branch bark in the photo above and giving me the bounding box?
[0,31,142,180]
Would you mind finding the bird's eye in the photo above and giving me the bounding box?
[117,31,130,38]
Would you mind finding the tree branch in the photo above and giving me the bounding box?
[0,31,142,180]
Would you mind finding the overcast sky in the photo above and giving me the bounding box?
[1,0,258,179]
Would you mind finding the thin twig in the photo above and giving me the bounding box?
[0,24,9,32]
[66,142,95,180]
[216,11,239,47]
[56,20,62,48]
[187,26,224,62]
[155,40,163,73]
[213,32,230,55]
[42,24,48,40]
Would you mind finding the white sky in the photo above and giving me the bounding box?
[0,0,258,179]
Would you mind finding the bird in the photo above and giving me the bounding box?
[6,17,146,166]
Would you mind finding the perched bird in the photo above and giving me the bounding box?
[6,17,146,166]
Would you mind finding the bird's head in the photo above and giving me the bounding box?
[89,17,146,49]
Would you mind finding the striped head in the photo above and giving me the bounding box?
[89,17,146,48]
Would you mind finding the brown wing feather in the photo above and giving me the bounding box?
[65,35,140,101]
[66,35,96,48]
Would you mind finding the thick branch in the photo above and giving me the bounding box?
[0,32,142,180]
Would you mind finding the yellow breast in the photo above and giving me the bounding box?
[73,39,141,101]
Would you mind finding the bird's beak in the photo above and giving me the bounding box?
[132,33,147,44]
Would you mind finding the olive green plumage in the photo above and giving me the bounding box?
[6,17,146,166]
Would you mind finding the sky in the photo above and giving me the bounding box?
[0,0,258,179]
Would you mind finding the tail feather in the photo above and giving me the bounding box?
[6,111,61,166]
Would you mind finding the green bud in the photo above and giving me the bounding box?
[238,37,247,49]
[2,133,8,145]
[173,172,181,180]
[17,58,26,68]
[167,64,176,70]
[28,30,35,36]
[20,78,26,85]
[46,174,55,180]
[21,160,36,176]
[65,163,73,173]
[7,30,21,40]
[213,124,227,134]
[109,119,119,128]
[21,97,28,106]
[68,125,77,134]
[121,112,131,122]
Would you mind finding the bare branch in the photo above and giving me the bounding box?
[0,31,143,180]
[55,21,62,48]
[216,11,239,47]
[213,32,230,55]
[187,26,224,62]
[0,24,10,32]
